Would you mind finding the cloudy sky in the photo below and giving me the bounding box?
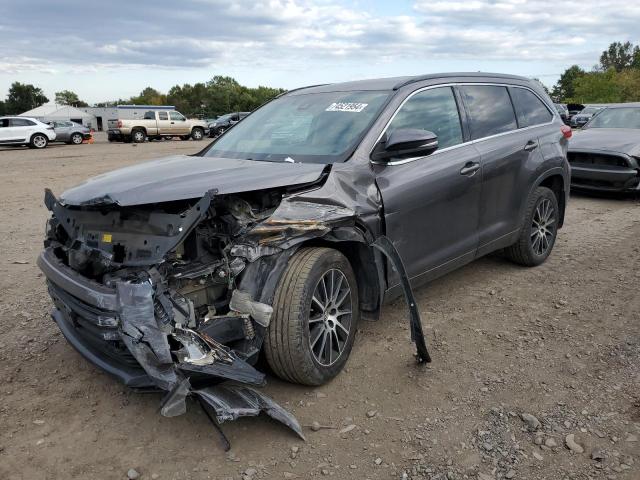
[0,0,637,103]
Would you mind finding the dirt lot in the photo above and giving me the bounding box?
[0,133,638,480]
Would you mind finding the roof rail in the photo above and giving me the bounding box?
[393,72,526,90]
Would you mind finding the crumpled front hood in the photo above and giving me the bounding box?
[60,155,326,206]
[569,129,640,157]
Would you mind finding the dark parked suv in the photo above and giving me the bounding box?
[38,73,570,431]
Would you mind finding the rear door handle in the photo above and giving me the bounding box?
[460,162,480,176]
[524,140,538,151]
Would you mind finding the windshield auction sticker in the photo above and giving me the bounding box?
[326,102,368,113]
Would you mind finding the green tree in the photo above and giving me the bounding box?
[569,69,623,103]
[599,41,639,72]
[54,90,88,107]
[550,65,585,101]
[167,82,209,116]
[0,100,5,115]
[94,77,285,118]
[4,82,48,114]
[569,67,640,104]
[128,87,167,105]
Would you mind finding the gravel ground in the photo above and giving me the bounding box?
[0,133,638,480]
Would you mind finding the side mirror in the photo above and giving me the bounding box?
[371,128,438,162]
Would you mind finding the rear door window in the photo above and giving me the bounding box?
[510,87,553,127]
[388,86,463,150]
[0,119,9,128]
[460,85,517,140]
[158,111,168,120]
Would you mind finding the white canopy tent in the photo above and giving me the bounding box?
[19,104,94,127]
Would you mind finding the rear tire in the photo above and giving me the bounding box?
[264,247,359,386]
[30,133,48,149]
[191,127,204,141]
[132,129,146,143]
[505,186,558,266]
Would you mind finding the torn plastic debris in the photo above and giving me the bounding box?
[195,383,306,441]
[115,280,303,445]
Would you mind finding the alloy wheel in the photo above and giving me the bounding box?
[530,198,555,255]
[308,269,352,366]
[72,133,83,144]
[33,135,47,148]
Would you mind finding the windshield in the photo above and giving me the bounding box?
[216,114,233,122]
[204,90,391,164]
[580,107,600,115]
[586,107,640,129]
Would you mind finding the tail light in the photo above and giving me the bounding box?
[117,120,122,128]
[560,125,572,139]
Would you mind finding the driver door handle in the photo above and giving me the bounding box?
[524,140,538,151]
[460,162,480,176]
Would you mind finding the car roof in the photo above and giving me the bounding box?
[287,72,532,95]
[0,116,39,120]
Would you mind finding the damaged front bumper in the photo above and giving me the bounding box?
[38,247,305,444]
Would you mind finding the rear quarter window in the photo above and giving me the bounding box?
[510,87,553,127]
[460,85,517,140]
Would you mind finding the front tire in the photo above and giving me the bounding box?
[70,133,83,145]
[505,186,558,266]
[30,133,48,149]
[265,247,359,386]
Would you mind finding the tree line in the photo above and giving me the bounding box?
[0,76,285,118]
[552,41,640,104]
[2,42,640,116]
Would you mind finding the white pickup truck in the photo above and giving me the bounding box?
[107,110,209,143]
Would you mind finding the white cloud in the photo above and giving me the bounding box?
[0,0,637,83]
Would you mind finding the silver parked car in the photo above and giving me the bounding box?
[51,121,91,145]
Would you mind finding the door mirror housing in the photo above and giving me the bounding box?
[371,128,438,162]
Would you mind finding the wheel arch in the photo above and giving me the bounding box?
[296,238,383,315]
[236,237,384,320]
[30,131,48,146]
[533,169,567,228]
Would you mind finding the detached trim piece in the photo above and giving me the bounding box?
[372,236,431,363]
